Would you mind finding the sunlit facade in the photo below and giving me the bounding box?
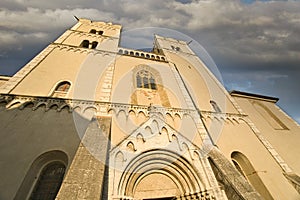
[0,18,299,200]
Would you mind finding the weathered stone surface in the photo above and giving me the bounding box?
[208,148,262,200]
[284,173,300,194]
[56,116,111,200]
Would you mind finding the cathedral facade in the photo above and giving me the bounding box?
[0,18,299,200]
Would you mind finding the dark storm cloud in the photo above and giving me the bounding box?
[0,0,299,122]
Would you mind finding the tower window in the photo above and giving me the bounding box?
[80,40,99,49]
[30,162,66,200]
[80,40,90,48]
[89,29,104,35]
[210,100,221,113]
[91,41,98,49]
[171,45,180,51]
[89,29,97,34]
[136,70,157,90]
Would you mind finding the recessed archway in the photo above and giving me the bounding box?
[118,149,204,199]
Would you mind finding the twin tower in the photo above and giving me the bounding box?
[0,18,299,200]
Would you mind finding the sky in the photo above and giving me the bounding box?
[0,0,299,123]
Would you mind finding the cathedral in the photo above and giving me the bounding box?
[0,18,300,200]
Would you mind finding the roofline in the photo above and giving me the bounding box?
[230,90,279,103]
[0,75,11,81]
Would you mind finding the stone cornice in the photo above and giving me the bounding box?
[230,90,279,103]
[0,94,247,123]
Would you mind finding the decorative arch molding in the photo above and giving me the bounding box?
[0,94,247,122]
[110,114,219,199]
[117,149,205,199]
[14,150,68,200]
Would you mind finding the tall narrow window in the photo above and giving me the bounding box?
[136,74,142,88]
[136,70,157,90]
[30,162,66,200]
[91,41,98,49]
[143,76,149,88]
[150,77,157,90]
[52,81,71,98]
[210,100,221,113]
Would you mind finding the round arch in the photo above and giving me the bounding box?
[118,149,204,199]
[14,150,68,200]
[231,151,273,200]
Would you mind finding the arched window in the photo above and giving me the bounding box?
[14,151,68,200]
[52,81,71,98]
[89,29,97,34]
[136,70,157,90]
[80,40,89,48]
[30,162,66,200]
[210,100,221,113]
[231,152,273,199]
[132,65,170,106]
[89,29,104,35]
[55,81,70,92]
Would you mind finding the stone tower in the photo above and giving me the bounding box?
[0,18,299,200]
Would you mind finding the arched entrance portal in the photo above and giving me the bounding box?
[118,149,206,199]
